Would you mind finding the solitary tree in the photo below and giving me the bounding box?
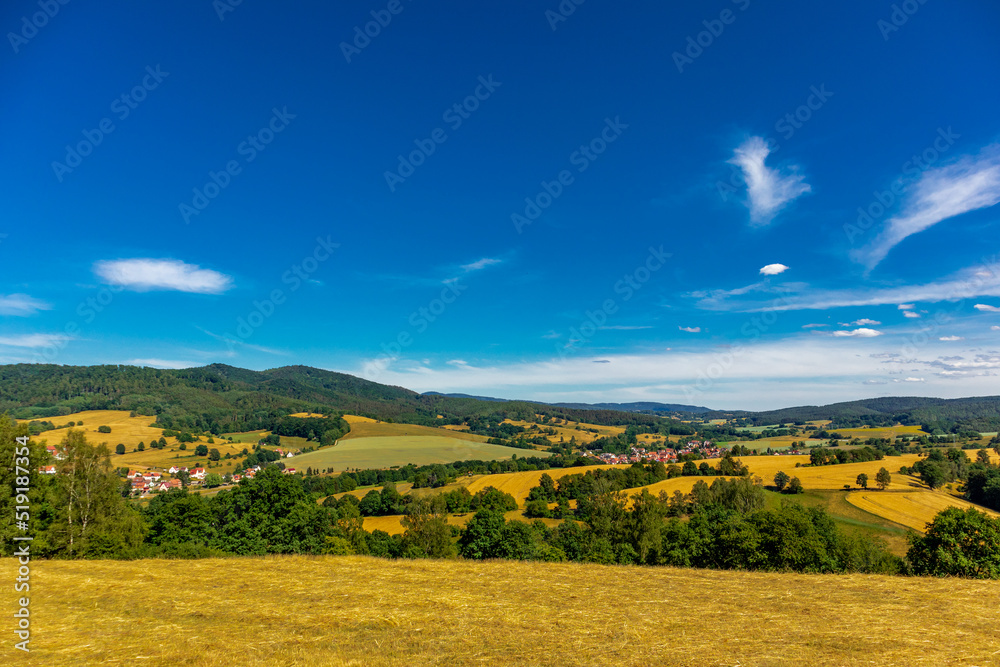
[195,444,208,457]
[115,444,125,455]
[977,449,992,466]
[856,473,869,489]
[875,467,892,490]
[774,470,790,491]
[786,477,804,494]
[208,448,220,461]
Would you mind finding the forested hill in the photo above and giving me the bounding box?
[705,396,1000,432]
[0,363,665,433]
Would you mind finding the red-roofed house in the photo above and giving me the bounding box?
[190,467,206,480]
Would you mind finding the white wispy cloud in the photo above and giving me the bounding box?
[904,377,925,382]
[842,318,881,326]
[599,325,653,331]
[128,358,196,369]
[728,136,810,226]
[802,323,829,328]
[678,326,701,333]
[347,336,1000,410]
[903,311,921,319]
[0,294,51,316]
[938,336,964,341]
[759,263,789,276]
[832,328,882,338]
[853,145,1000,270]
[0,333,73,348]
[696,263,1000,313]
[974,304,1000,312]
[94,259,233,294]
[991,326,1000,331]
[461,258,502,272]
[898,304,915,310]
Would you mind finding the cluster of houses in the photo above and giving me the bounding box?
[589,441,728,465]
[589,441,805,465]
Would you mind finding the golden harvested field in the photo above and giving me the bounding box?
[341,415,490,443]
[290,412,328,418]
[22,410,168,449]
[502,418,625,445]
[736,454,925,491]
[362,509,557,535]
[847,491,1000,532]
[462,465,619,506]
[4,556,999,666]
[622,475,720,500]
[832,425,927,439]
[20,410,243,472]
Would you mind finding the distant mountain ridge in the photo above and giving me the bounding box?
[2,363,1000,431]
[422,392,711,414]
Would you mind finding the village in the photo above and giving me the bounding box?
[37,443,302,497]
[587,440,804,465]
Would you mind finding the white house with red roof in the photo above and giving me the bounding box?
[190,467,206,480]
[39,465,57,475]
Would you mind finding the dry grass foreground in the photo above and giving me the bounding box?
[847,491,1000,532]
[3,556,1000,666]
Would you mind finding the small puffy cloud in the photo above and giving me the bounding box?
[678,326,701,333]
[94,259,233,294]
[759,263,789,276]
[728,136,811,226]
[903,310,921,319]
[939,335,964,341]
[904,377,925,382]
[0,294,51,316]
[992,326,1000,331]
[898,304,915,310]
[832,327,882,338]
[841,318,881,326]
[974,303,1000,312]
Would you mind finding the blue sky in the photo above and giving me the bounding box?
[2,0,999,409]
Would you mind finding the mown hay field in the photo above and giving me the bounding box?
[291,436,548,473]
[341,415,491,443]
[3,555,999,666]
[21,410,246,473]
[847,490,1000,532]
[21,410,168,450]
[501,418,626,445]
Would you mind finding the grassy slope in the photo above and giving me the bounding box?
[3,555,998,666]
[292,436,547,472]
